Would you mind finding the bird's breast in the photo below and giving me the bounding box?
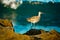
[27,16,40,23]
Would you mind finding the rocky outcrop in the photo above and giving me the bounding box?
[24,29,41,35]
[0,19,13,27]
[0,19,31,40]
[0,19,14,40]
[33,30,60,40]
[26,29,60,40]
[0,19,60,40]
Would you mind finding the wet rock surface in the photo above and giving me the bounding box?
[24,29,41,35]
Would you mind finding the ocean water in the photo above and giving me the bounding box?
[13,23,60,34]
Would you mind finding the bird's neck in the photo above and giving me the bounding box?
[38,13,41,17]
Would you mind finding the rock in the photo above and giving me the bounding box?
[24,29,41,35]
[39,30,60,40]
[40,29,47,34]
[0,19,13,27]
[0,19,14,39]
[0,19,31,40]
[0,19,60,40]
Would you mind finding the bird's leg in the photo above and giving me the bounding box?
[33,23,35,29]
[31,23,33,29]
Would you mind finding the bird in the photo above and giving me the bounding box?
[27,11,42,29]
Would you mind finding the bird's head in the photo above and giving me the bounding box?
[38,11,42,17]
